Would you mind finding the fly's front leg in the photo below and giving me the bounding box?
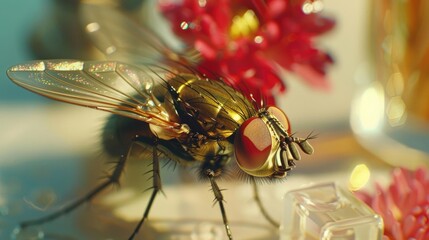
[128,141,162,240]
[251,178,279,227]
[206,169,233,240]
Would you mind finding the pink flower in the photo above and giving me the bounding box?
[356,168,429,240]
[160,0,334,105]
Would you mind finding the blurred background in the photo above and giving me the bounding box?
[0,0,428,239]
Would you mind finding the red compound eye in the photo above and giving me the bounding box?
[234,117,272,170]
[267,106,291,134]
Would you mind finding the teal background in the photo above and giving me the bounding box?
[0,0,49,102]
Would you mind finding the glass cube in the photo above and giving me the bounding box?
[280,182,383,240]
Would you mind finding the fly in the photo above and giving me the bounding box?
[6,4,315,240]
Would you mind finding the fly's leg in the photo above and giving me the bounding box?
[128,143,162,240]
[251,178,279,227]
[20,142,134,228]
[206,169,233,240]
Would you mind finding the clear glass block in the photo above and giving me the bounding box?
[280,182,383,240]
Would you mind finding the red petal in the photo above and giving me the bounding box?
[290,64,330,90]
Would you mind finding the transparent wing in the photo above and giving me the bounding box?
[79,3,199,65]
[7,60,185,132]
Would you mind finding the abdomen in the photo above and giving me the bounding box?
[101,115,195,165]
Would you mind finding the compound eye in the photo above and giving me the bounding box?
[234,117,272,170]
[267,106,291,134]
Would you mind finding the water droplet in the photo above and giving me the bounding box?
[191,222,224,240]
[11,227,44,240]
[180,21,189,30]
[85,22,100,33]
[254,36,264,44]
[24,188,57,211]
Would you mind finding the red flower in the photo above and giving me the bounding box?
[356,168,429,240]
[160,0,334,105]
